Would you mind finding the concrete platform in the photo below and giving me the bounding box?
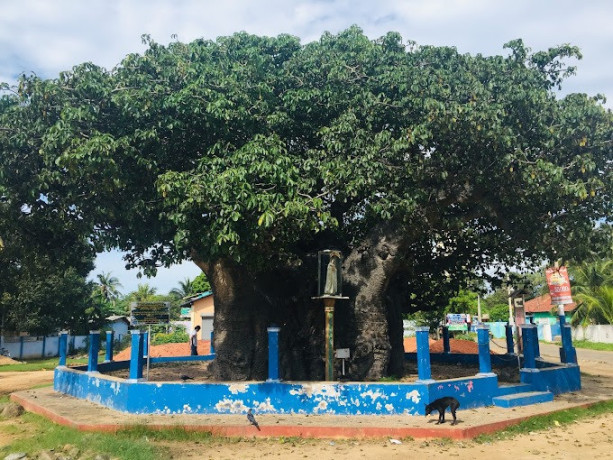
[11,374,613,440]
[492,391,554,408]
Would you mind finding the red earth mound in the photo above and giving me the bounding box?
[114,338,496,361]
[114,340,212,361]
[403,337,499,354]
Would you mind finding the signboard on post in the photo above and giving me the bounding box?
[546,266,573,305]
[130,302,171,326]
[446,313,467,331]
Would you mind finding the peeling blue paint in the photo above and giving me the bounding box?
[55,362,504,416]
[54,322,581,416]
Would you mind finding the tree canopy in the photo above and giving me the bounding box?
[1,27,611,379]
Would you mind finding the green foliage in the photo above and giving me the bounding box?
[128,284,158,302]
[453,332,477,341]
[169,278,195,299]
[445,289,479,315]
[192,273,211,293]
[570,259,613,325]
[0,27,611,325]
[151,329,189,345]
[405,309,442,330]
[485,303,511,322]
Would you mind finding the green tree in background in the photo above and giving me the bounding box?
[129,284,158,302]
[446,289,479,316]
[192,273,211,293]
[170,278,195,300]
[571,259,613,325]
[94,272,123,304]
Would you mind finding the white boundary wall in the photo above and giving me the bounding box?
[1,334,89,359]
[572,325,613,344]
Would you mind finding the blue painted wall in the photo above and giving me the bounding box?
[54,349,581,416]
[54,367,500,416]
[520,365,581,394]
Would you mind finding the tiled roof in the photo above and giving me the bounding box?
[524,294,576,313]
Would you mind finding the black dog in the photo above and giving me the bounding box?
[425,397,460,425]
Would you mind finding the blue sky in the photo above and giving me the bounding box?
[2,0,612,294]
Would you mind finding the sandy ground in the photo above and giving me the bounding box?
[3,342,613,459]
[162,418,613,460]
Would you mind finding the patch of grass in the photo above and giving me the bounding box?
[566,340,613,352]
[453,332,477,341]
[115,425,214,443]
[0,412,166,460]
[277,436,303,444]
[0,357,88,372]
[474,399,613,443]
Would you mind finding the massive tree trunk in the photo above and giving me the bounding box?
[193,226,409,382]
[338,227,408,380]
[194,258,268,380]
[194,256,325,381]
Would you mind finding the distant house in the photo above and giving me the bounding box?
[524,294,576,324]
[180,291,214,341]
[104,315,131,340]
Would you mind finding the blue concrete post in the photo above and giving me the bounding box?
[104,330,114,363]
[505,324,515,355]
[477,325,493,375]
[267,326,281,382]
[442,326,450,354]
[143,330,149,358]
[58,331,68,367]
[42,336,46,358]
[415,327,434,382]
[87,330,100,373]
[129,330,144,381]
[19,336,24,360]
[532,326,541,359]
[560,324,577,364]
[520,324,537,369]
[210,331,215,355]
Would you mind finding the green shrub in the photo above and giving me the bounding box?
[151,330,189,345]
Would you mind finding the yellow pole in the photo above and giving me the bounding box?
[324,298,335,381]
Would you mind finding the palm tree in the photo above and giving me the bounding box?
[94,272,123,303]
[570,259,613,326]
[170,278,195,300]
[131,283,157,302]
[571,259,613,296]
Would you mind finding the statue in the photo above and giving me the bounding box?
[323,251,341,295]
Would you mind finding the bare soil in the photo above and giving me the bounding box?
[107,338,518,383]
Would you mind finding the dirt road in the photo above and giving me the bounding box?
[0,370,53,396]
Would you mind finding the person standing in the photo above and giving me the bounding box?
[190,325,201,356]
[466,314,472,333]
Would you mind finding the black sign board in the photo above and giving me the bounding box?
[130,302,170,325]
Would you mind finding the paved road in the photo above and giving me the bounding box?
[538,341,613,364]
[492,338,613,377]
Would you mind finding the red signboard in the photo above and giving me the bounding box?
[546,266,573,305]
